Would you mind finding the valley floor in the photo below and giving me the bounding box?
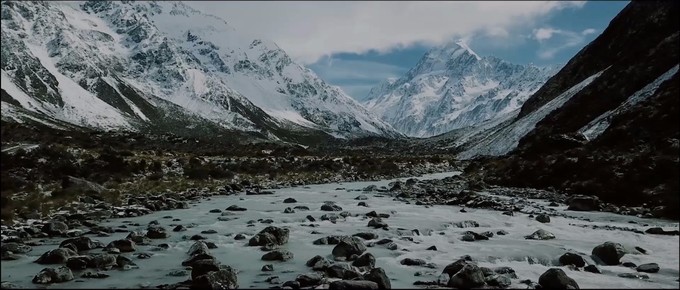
[1,172,678,289]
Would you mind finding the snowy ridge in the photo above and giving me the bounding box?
[578,64,679,141]
[364,40,558,138]
[0,1,398,140]
[456,69,607,159]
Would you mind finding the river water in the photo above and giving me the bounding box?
[1,172,678,289]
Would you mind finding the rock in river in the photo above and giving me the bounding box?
[592,241,625,265]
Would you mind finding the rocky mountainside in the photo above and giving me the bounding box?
[0,1,399,143]
[363,40,558,138]
[453,0,679,219]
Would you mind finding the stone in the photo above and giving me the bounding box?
[592,242,625,265]
[191,235,207,240]
[32,266,74,284]
[321,204,343,211]
[353,232,379,240]
[65,256,91,270]
[353,252,376,268]
[452,220,479,228]
[636,263,659,273]
[35,248,77,264]
[486,274,511,288]
[462,231,489,241]
[82,271,109,279]
[442,258,472,277]
[261,250,294,261]
[524,229,556,240]
[188,241,210,256]
[401,258,427,266]
[583,265,601,274]
[367,218,388,229]
[41,221,69,236]
[283,198,297,203]
[105,239,136,252]
[59,237,100,252]
[559,253,586,267]
[536,214,551,223]
[182,253,216,267]
[329,280,379,290]
[447,264,486,288]
[364,267,391,289]
[538,268,579,289]
[261,264,274,271]
[168,270,188,277]
[266,276,281,284]
[645,227,680,236]
[88,254,117,269]
[306,255,331,271]
[493,267,518,279]
[567,195,600,211]
[1,242,32,254]
[192,267,239,289]
[115,255,136,268]
[191,259,221,280]
[332,238,367,259]
[146,226,168,239]
[126,231,151,245]
[296,273,323,287]
[248,226,290,246]
[225,205,247,211]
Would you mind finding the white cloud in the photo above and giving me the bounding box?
[310,59,407,81]
[534,28,561,41]
[581,28,598,35]
[534,27,593,60]
[186,1,586,64]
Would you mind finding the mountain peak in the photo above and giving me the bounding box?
[453,39,481,61]
[429,39,482,62]
[363,43,559,137]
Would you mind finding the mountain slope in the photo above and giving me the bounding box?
[0,1,399,142]
[363,40,558,138]
[456,0,679,219]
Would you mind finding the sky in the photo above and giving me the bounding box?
[187,1,629,100]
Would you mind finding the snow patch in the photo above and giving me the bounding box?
[578,64,679,141]
[458,69,607,159]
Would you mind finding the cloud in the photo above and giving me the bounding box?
[533,27,595,60]
[186,1,586,64]
[534,28,560,41]
[310,59,407,82]
[581,28,598,35]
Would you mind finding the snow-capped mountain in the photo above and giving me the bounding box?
[363,40,558,138]
[0,1,399,141]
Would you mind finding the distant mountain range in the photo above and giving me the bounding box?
[0,1,400,143]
